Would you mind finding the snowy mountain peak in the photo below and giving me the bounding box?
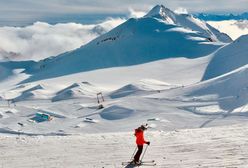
[144,4,176,24]
[143,5,232,43]
[145,5,168,16]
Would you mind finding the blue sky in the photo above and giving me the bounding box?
[0,0,247,26]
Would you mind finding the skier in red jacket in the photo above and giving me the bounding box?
[132,124,150,165]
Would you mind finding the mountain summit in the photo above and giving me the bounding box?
[20,5,232,82]
[144,5,232,43]
[145,5,176,24]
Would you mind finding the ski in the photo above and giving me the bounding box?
[122,163,156,167]
[139,163,156,166]
[141,160,155,163]
[122,160,156,165]
[122,161,132,165]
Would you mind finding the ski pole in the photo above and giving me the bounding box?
[140,144,149,162]
[130,146,138,160]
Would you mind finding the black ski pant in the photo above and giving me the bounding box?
[134,145,143,162]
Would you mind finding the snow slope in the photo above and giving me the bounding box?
[11,84,47,102]
[0,54,211,122]
[1,62,248,135]
[150,63,248,123]
[110,79,178,98]
[203,35,248,80]
[0,124,247,168]
[18,5,230,83]
[0,54,211,96]
[1,47,247,135]
[52,82,101,102]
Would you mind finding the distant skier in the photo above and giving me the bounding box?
[132,124,150,165]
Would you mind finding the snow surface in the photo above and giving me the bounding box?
[1,60,248,135]
[150,63,248,118]
[0,124,247,168]
[203,35,248,80]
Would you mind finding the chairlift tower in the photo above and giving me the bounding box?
[97,92,104,104]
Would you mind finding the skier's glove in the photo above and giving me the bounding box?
[146,141,150,145]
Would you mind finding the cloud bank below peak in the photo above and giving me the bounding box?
[0,18,125,61]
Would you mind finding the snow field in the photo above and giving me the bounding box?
[0,123,247,168]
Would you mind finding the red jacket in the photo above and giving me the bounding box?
[135,128,147,145]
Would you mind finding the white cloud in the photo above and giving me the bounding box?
[0,18,125,61]
[128,8,146,18]
[208,20,248,40]
[174,7,188,14]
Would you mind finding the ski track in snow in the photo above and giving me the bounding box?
[0,124,247,168]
